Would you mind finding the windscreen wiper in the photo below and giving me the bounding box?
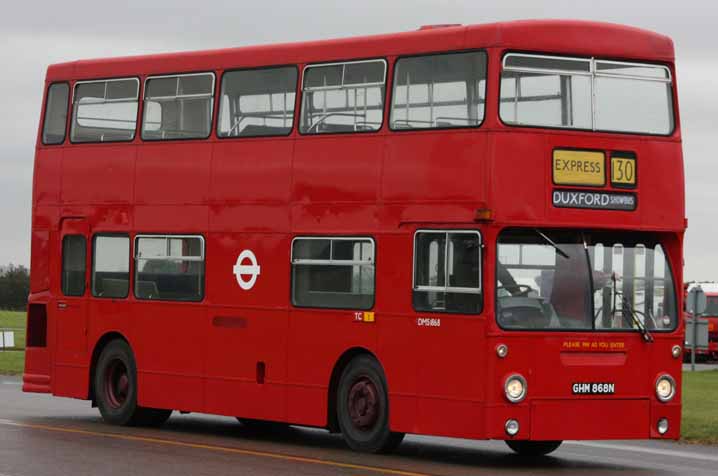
[534,229,569,259]
[620,294,654,343]
[608,273,653,343]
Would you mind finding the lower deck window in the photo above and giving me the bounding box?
[292,237,374,309]
[413,230,482,314]
[62,235,86,296]
[135,235,205,301]
[93,235,130,298]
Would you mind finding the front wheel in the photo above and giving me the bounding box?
[336,355,404,453]
[505,440,562,457]
[94,339,171,426]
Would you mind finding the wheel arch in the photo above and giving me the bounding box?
[326,346,385,433]
[88,331,131,403]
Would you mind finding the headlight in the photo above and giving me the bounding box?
[655,374,676,402]
[505,374,527,403]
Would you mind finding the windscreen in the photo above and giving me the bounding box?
[500,54,674,135]
[496,229,677,331]
[704,296,718,317]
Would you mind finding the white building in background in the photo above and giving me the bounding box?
[686,282,718,294]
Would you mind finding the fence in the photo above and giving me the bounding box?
[0,328,25,351]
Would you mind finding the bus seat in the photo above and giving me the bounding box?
[100,278,129,297]
[136,280,160,299]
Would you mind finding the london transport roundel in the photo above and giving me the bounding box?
[233,250,261,290]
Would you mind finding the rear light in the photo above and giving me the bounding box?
[655,374,676,402]
[26,304,47,347]
[505,374,527,403]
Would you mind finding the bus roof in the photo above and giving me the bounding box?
[45,20,675,82]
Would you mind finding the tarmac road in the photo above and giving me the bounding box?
[1,375,716,476]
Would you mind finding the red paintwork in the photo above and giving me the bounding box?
[25,20,684,442]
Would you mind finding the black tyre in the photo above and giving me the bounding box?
[94,339,171,426]
[336,355,405,453]
[505,440,562,457]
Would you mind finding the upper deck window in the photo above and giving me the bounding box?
[500,53,674,135]
[300,59,386,134]
[218,66,297,138]
[390,51,487,130]
[42,83,69,145]
[142,73,215,140]
[70,78,139,143]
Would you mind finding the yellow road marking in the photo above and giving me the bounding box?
[0,419,430,476]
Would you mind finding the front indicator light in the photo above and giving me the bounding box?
[496,344,508,358]
[505,374,527,403]
[505,419,520,436]
[672,345,681,359]
[655,374,676,402]
[657,418,669,435]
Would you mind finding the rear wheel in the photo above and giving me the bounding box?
[336,355,404,453]
[506,440,562,457]
[94,339,171,426]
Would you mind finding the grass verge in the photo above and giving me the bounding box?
[0,310,26,349]
[0,350,24,376]
[682,369,718,444]
[0,310,26,376]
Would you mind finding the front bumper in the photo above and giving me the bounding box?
[488,399,681,440]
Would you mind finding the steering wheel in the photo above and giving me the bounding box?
[497,284,534,297]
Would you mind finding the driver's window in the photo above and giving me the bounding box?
[413,230,482,314]
[496,229,592,330]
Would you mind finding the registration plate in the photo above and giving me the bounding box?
[553,150,606,187]
[572,382,615,395]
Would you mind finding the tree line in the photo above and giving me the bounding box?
[0,265,30,311]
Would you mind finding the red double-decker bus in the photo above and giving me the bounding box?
[25,20,684,456]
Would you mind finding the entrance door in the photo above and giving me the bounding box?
[56,218,89,364]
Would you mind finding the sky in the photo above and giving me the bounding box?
[0,0,715,280]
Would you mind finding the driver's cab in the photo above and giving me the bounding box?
[497,282,561,330]
[496,228,678,333]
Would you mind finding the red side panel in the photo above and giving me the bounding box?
[61,145,134,204]
[30,230,50,292]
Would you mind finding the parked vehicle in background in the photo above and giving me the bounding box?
[686,282,718,361]
[25,20,684,457]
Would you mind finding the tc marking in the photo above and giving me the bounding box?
[233,250,261,290]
